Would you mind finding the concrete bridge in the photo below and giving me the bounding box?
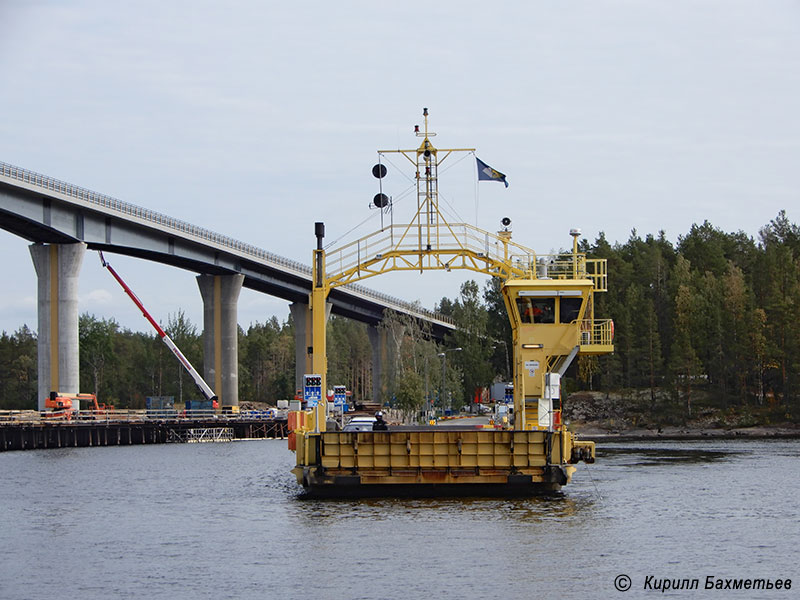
[0,161,454,410]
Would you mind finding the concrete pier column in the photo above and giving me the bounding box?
[289,302,311,392]
[367,325,385,404]
[197,274,244,410]
[30,243,86,410]
[290,300,331,392]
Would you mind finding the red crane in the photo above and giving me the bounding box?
[99,252,217,403]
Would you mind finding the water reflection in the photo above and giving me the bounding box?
[292,492,593,527]
[599,445,734,467]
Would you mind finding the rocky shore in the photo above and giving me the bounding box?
[564,390,800,441]
[571,424,800,442]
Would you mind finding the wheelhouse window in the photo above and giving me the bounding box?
[560,297,583,323]
[517,297,555,324]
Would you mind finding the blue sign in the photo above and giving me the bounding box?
[333,385,346,407]
[303,374,322,408]
[504,385,513,403]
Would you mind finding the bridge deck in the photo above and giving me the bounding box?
[0,160,454,333]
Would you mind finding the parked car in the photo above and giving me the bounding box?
[342,416,377,432]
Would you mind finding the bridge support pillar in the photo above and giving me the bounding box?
[290,301,331,392]
[367,325,385,404]
[289,302,311,393]
[197,274,244,410]
[30,243,86,410]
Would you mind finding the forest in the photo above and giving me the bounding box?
[0,212,798,425]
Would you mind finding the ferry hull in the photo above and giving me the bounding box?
[291,428,593,498]
[294,464,570,498]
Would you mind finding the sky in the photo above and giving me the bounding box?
[0,0,798,335]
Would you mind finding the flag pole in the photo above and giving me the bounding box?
[473,152,479,226]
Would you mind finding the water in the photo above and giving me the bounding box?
[1,438,797,599]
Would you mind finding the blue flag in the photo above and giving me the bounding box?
[476,157,508,188]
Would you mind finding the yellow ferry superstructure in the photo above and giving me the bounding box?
[288,109,613,496]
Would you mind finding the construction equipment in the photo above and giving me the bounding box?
[43,393,75,419]
[43,392,111,419]
[99,252,218,405]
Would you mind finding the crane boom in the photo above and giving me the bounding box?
[99,252,217,402]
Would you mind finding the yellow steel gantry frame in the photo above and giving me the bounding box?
[307,108,611,433]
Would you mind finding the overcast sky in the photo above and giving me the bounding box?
[1,0,798,335]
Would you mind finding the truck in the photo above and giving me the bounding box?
[490,382,514,403]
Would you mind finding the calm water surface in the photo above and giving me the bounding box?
[1,438,797,599]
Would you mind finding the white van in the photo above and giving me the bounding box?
[342,416,377,432]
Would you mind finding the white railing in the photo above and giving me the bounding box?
[325,222,607,291]
[0,161,453,326]
[326,223,537,279]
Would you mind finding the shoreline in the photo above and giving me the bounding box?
[571,424,800,442]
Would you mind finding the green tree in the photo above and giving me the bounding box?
[678,221,730,277]
[240,318,283,402]
[327,316,372,403]
[448,280,492,406]
[668,256,703,416]
[164,310,202,403]
[0,326,38,409]
[483,278,512,380]
[755,212,800,407]
[114,330,160,408]
[577,354,600,390]
[394,368,425,415]
[79,313,119,399]
[588,231,634,389]
[379,309,439,417]
[692,271,726,402]
[749,308,768,406]
[720,263,753,404]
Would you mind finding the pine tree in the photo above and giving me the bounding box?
[79,313,120,400]
[448,280,492,406]
[668,256,702,417]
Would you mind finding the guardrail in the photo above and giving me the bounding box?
[0,409,288,424]
[326,222,608,292]
[326,222,537,278]
[0,161,454,326]
[580,319,615,347]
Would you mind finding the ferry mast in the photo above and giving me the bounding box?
[378,107,475,266]
[307,108,611,433]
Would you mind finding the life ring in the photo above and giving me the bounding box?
[610,320,615,342]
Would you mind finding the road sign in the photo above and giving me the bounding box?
[303,374,322,408]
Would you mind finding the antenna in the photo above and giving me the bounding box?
[376,108,475,265]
